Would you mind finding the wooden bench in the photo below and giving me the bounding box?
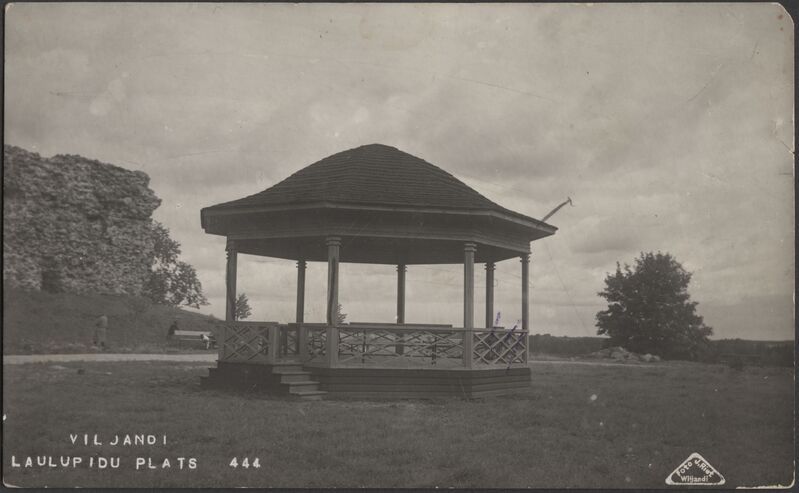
[172,330,216,349]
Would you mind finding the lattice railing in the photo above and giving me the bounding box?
[336,326,465,368]
[471,328,528,368]
[305,325,327,363]
[279,325,300,358]
[218,322,275,364]
[218,322,528,369]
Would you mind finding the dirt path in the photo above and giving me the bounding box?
[3,353,218,365]
[528,359,654,368]
[2,353,657,368]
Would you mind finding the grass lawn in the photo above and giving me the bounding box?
[2,360,794,488]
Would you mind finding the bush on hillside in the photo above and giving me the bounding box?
[144,222,208,309]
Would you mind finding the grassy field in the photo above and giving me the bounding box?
[3,287,217,354]
[2,360,793,488]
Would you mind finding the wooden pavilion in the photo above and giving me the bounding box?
[200,144,556,399]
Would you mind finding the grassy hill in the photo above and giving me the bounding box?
[3,286,219,354]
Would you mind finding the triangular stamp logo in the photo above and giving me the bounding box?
[666,452,725,486]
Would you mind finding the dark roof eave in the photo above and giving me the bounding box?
[201,201,558,235]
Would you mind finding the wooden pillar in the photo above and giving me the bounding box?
[325,237,341,367]
[396,264,406,323]
[485,262,495,328]
[521,253,530,331]
[267,324,280,363]
[325,237,341,325]
[225,240,238,322]
[296,260,306,324]
[463,243,476,329]
[463,242,476,368]
[396,264,406,355]
[298,259,308,361]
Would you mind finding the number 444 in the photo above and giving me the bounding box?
[229,457,261,469]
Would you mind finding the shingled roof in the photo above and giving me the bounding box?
[206,143,545,225]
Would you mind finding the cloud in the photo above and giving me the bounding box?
[89,76,127,116]
[700,293,795,341]
[569,217,639,255]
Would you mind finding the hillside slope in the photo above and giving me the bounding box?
[3,287,219,354]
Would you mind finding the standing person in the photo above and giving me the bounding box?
[93,314,108,350]
[167,320,178,340]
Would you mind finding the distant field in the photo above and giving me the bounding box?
[530,333,794,367]
[2,360,793,488]
[2,287,217,354]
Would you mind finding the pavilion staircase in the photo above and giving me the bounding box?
[272,363,327,400]
[201,362,327,401]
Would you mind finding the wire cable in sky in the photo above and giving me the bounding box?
[541,242,591,335]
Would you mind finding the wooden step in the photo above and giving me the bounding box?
[291,389,327,401]
[279,371,313,383]
[289,381,319,392]
[272,365,305,374]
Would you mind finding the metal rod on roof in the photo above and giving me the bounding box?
[541,197,574,222]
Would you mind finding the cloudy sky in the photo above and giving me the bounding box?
[5,3,794,340]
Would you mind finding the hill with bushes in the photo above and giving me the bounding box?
[3,146,214,354]
[3,286,218,354]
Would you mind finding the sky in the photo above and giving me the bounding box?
[4,3,795,340]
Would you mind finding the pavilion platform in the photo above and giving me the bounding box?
[201,322,530,399]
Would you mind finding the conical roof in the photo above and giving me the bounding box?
[206,144,540,223]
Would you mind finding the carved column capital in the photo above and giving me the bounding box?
[226,239,237,253]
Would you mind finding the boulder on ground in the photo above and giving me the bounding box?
[584,346,660,363]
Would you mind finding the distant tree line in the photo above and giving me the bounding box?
[707,339,793,367]
[528,333,792,367]
[529,334,607,356]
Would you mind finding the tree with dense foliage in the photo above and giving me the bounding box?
[144,221,208,309]
[596,252,712,360]
[334,303,347,325]
[235,293,252,320]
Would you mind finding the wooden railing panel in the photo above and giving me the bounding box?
[471,329,528,368]
[218,322,279,364]
[279,324,300,358]
[336,326,466,368]
[305,325,328,364]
